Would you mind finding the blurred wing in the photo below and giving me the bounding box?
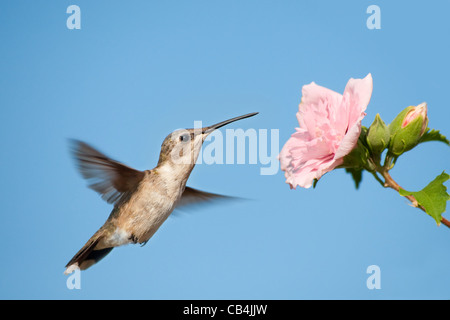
[175,186,236,210]
[69,139,146,205]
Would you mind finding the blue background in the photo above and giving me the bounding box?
[0,0,449,299]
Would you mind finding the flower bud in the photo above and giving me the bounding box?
[366,114,390,156]
[388,102,429,156]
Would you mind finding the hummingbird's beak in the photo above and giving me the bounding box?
[202,112,259,135]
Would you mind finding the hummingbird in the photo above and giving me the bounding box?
[64,112,258,274]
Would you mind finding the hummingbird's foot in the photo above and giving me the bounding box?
[128,234,139,244]
[129,234,148,246]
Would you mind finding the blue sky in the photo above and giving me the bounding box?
[0,0,449,299]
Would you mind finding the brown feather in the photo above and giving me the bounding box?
[69,139,146,205]
[176,186,235,209]
[65,229,114,272]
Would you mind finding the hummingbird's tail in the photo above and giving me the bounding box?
[64,230,113,274]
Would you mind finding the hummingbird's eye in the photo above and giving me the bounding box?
[179,134,190,142]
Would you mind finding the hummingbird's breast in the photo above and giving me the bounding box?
[106,169,186,246]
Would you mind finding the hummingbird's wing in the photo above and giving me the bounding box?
[69,139,146,205]
[175,186,236,209]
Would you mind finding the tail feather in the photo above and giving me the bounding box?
[64,233,113,274]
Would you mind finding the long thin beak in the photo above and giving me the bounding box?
[202,112,259,135]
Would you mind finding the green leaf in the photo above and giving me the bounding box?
[345,168,363,189]
[419,128,449,146]
[313,178,319,189]
[399,171,450,225]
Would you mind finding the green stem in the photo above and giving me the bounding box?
[383,153,395,170]
[374,165,450,229]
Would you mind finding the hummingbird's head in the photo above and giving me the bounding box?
[157,112,258,169]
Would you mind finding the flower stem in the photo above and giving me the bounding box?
[377,169,450,228]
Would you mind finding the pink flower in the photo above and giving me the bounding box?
[279,74,373,189]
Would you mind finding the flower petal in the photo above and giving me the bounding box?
[342,73,373,126]
[334,112,365,159]
[298,82,343,134]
